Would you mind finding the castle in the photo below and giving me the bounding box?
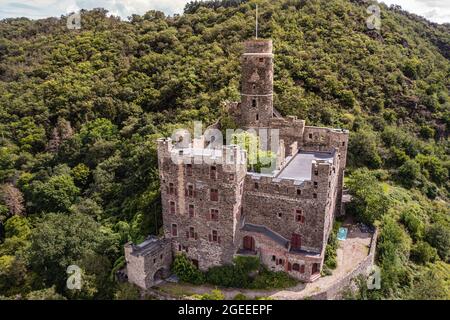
[124,39,349,289]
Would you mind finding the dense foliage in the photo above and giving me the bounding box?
[172,254,297,289]
[0,0,448,299]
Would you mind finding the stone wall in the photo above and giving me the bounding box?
[237,227,322,282]
[309,228,378,300]
[125,238,173,290]
[157,140,247,271]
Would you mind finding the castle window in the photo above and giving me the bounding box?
[169,201,176,214]
[160,254,163,260]
[277,258,284,266]
[169,183,175,195]
[210,189,219,202]
[210,230,218,242]
[188,205,195,218]
[252,99,257,108]
[153,258,156,264]
[252,84,256,90]
[254,182,259,190]
[297,189,302,196]
[259,57,264,62]
[178,245,182,251]
[309,133,313,139]
[300,265,305,274]
[210,209,219,221]
[272,255,276,261]
[256,114,259,121]
[342,141,346,147]
[210,166,217,180]
[186,164,193,176]
[189,227,195,239]
[296,209,305,224]
[187,185,194,198]
[314,170,319,176]
[329,181,331,188]
[171,224,178,237]
[313,193,318,199]
[291,234,301,250]
[314,182,318,188]
[293,263,300,272]
[229,174,234,181]
[277,212,283,219]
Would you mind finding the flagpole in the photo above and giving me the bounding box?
[256,4,258,39]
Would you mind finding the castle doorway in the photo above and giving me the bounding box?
[191,259,199,269]
[243,236,255,252]
[153,268,165,282]
[312,263,320,275]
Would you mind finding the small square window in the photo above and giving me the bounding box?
[297,189,302,196]
[313,193,318,199]
[314,182,318,188]
[277,212,283,219]
[259,57,264,62]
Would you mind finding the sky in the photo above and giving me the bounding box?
[0,0,449,24]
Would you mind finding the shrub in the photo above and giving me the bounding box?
[206,264,249,288]
[192,289,225,300]
[250,269,297,290]
[410,241,438,264]
[400,206,425,241]
[233,293,248,300]
[398,159,421,188]
[172,254,205,285]
[425,225,450,262]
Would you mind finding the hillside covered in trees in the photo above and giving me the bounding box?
[0,0,449,300]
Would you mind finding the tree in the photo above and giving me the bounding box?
[425,225,450,262]
[410,241,438,264]
[28,213,119,290]
[346,169,390,224]
[172,254,205,285]
[398,159,421,188]
[31,174,80,213]
[349,130,382,169]
[0,184,25,216]
[26,287,66,300]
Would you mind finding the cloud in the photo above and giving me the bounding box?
[380,0,450,23]
[0,0,190,19]
[0,0,449,23]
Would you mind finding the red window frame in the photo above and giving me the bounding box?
[210,189,219,202]
[188,205,195,217]
[210,209,219,221]
[171,224,178,237]
[169,201,176,214]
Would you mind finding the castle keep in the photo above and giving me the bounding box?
[125,39,349,289]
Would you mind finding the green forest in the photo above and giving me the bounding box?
[0,0,449,300]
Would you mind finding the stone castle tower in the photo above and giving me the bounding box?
[240,39,274,128]
[124,38,352,290]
